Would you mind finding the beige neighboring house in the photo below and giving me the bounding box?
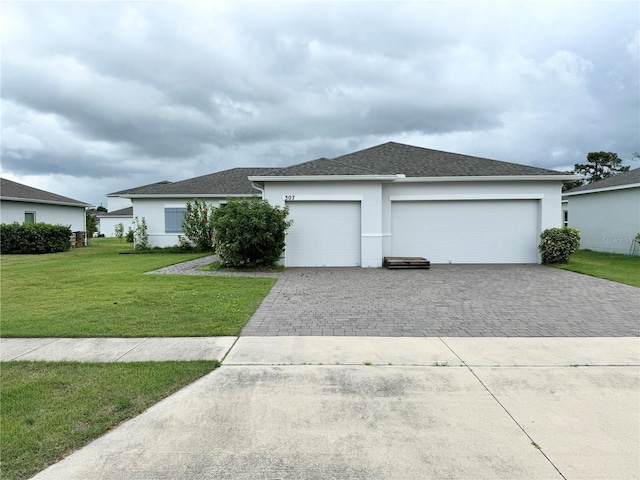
[564,168,640,254]
[0,178,91,235]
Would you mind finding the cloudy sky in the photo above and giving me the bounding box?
[1,1,638,207]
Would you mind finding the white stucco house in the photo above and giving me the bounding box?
[0,178,91,233]
[96,207,133,237]
[123,168,271,247]
[120,142,576,265]
[249,142,577,267]
[99,181,171,236]
[564,168,640,254]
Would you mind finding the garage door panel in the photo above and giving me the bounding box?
[286,202,361,267]
[392,200,538,264]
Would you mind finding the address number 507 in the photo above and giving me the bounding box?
[283,195,295,201]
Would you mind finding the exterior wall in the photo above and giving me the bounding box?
[98,216,132,237]
[262,179,564,267]
[107,196,132,212]
[567,188,640,254]
[132,197,240,248]
[0,200,86,233]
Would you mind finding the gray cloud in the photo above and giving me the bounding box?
[1,1,638,206]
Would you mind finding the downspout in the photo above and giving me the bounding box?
[251,181,265,199]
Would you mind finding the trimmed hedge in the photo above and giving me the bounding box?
[0,222,72,254]
[538,227,580,264]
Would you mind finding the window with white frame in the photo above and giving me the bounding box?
[24,212,35,224]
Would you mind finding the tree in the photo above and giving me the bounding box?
[211,198,292,268]
[86,210,98,238]
[181,198,215,251]
[573,152,630,183]
[96,205,108,212]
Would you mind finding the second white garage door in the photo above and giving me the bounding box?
[285,201,361,267]
[391,200,539,263]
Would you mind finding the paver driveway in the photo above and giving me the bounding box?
[242,265,639,337]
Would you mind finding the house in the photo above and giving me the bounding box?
[248,142,577,267]
[123,168,273,247]
[96,207,133,237]
[0,178,91,234]
[99,181,172,236]
[563,168,640,254]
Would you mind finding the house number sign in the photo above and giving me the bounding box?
[283,195,296,201]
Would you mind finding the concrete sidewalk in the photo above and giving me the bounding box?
[12,336,638,480]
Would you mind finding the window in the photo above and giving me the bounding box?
[24,212,35,224]
[563,210,569,227]
[164,208,187,233]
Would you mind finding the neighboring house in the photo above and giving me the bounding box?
[249,142,577,267]
[100,181,171,236]
[122,168,273,247]
[106,181,172,212]
[95,207,133,237]
[563,168,640,255]
[0,178,91,234]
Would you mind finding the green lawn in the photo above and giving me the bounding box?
[551,249,640,287]
[0,238,276,337]
[0,360,217,480]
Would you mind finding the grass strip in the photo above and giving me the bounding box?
[551,249,640,287]
[1,238,276,337]
[0,360,217,480]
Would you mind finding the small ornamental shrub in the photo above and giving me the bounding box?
[211,198,292,268]
[114,223,124,241]
[132,217,149,251]
[125,228,134,243]
[181,198,215,252]
[539,227,580,264]
[0,222,72,254]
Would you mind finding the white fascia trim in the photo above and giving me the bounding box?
[563,183,640,196]
[391,175,580,182]
[389,193,544,201]
[125,193,257,199]
[283,194,364,202]
[248,175,400,182]
[0,197,92,208]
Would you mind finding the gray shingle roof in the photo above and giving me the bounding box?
[126,168,276,196]
[0,178,91,207]
[564,168,640,194]
[96,206,133,217]
[260,142,564,177]
[108,181,171,196]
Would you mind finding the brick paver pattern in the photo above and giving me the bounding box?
[241,265,639,337]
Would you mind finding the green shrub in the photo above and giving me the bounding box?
[126,227,134,243]
[539,227,580,264]
[211,198,292,268]
[181,198,215,251]
[0,222,72,254]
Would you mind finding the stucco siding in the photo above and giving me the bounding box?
[132,197,241,248]
[568,188,640,254]
[0,200,86,232]
[99,216,132,237]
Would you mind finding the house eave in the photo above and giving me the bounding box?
[0,196,93,208]
[248,175,404,182]
[392,174,580,182]
[248,174,580,183]
[123,193,259,199]
[564,183,640,196]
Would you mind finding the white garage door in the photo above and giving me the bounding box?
[391,200,539,263]
[286,201,361,267]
